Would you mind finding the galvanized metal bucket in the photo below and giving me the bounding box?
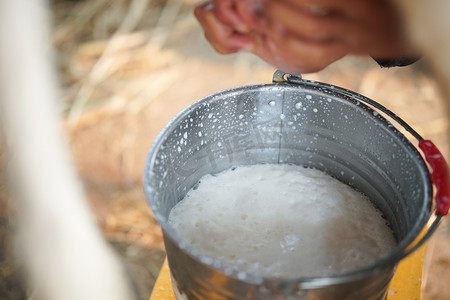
[144,71,448,300]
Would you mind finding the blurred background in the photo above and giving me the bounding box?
[0,0,449,299]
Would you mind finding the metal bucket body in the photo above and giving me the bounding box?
[144,80,432,300]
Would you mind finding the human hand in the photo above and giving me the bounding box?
[194,0,419,73]
[193,0,254,54]
[262,0,418,57]
[194,0,347,73]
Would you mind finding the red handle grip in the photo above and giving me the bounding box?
[419,140,450,216]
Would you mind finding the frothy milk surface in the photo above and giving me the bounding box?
[168,164,396,278]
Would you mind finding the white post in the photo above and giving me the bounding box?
[395,0,450,138]
[0,1,136,300]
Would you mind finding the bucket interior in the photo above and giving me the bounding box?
[144,82,432,278]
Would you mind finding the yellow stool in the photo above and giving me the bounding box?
[150,245,425,300]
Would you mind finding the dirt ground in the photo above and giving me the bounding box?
[1,0,450,299]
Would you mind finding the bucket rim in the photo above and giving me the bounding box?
[143,80,433,287]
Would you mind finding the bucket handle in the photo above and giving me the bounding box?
[401,140,449,258]
[273,70,449,257]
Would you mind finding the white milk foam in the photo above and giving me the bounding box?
[168,164,396,278]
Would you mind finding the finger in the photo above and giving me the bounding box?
[255,34,348,73]
[233,0,268,31]
[214,0,251,33]
[263,1,354,43]
[194,2,252,53]
[273,0,374,18]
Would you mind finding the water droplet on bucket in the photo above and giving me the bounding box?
[237,272,247,280]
